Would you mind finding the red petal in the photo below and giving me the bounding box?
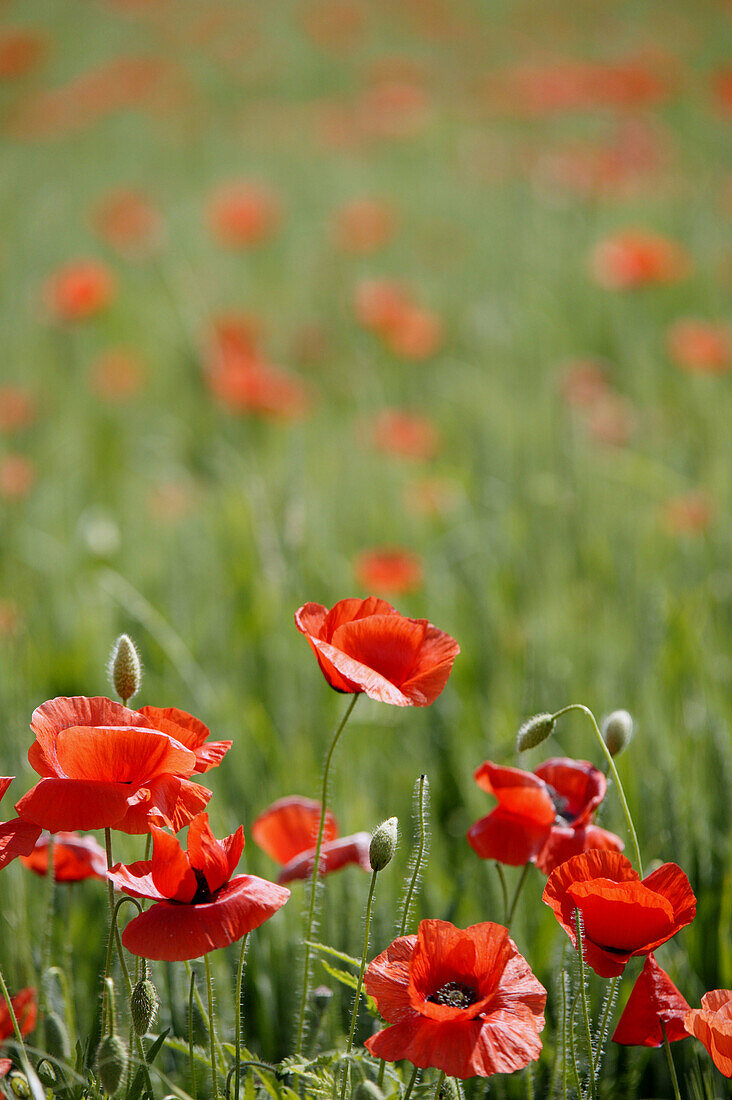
[115,776,212,835]
[191,741,232,774]
[21,831,108,882]
[569,880,674,952]
[536,824,625,876]
[0,989,37,1043]
[399,624,460,706]
[107,859,163,900]
[533,758,606,827]
[685,993,732,1077]
[251,797,338,865]
[187,813,233,894]
[137,706,230,771]
[642,862,697,935]
[277,832,371,883]
[0,1059,10,1077]
[0,778,13,802]
[151,826,197,901]
[473,763,555,826]
[0,818,42,870]
[613,956,691,1047]
[15,779,131,831]
[365,935,417,1024]
[331,614,427,688]
[120,875,290,960]
[54,727,196,784]
[408,921,512,1022]
[468,808,551,866]
[30,696,149,774]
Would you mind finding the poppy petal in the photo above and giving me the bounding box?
[0,817,42,870]
[536,823,625,876]
[685,993,732,1077]
[15,779,131,831]
[251,796,338,865]
[30,696,149,774]
[54,727,196,784]
[21,831,107,881]
[114,775,212,835]
[277,832,371,883]
[613,955,690,1047]
[642,862,697,934]
[400,625,461,706]
[467,809,550,866]
[187,813,234,894]
[364,935,417,1023]
[473,763,555,826]
[138,706,211,751]
[150,827,197,901]
[533,759,606,827]
[0,778,13,802]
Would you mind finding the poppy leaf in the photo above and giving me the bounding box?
[318,961,379,1015]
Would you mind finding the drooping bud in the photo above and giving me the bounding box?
[601,710,634,757]
[515,713,555,752]
[96,1034,128,1096]
[130,976,159,1036]
[369,817,398,872]
[108,634,142,705]
[9,1074,30,1098]
[44,1010,71,1061]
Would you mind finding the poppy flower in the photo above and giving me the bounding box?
[364,919,546,1078]
[0,779,42,872]
[612,955,690,1047]
[108,813,290,960]
[89,349,145,401]
[354,279,411,335]
[0,988,36,1077]
[20,830,107,882]
[252,796,371,884]
[354,549,424,596]
[0,30,45,80]
[136,706,232,774]
[371,409,440,461]
[334,198,396,254]
[543,850,696,978]
[667,319,731,375]
[468,759,624,875]
[589,231,690,289]
[204,320,311,420]
[662,493,713,536]
[44,260,115,322]
[0,455,35,500]
[684,990,732,1076]
[384,306,444,361]
[0,387,36,433]
[295,597,459,706]
[15,696,213,835]
[207,182,281,248]
[91,189,162,257]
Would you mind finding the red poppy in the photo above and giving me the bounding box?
[684,990,732,1077]
[371,409,440,461]
[590,231,690,289]
[559,361,612,410]
[354,549,424,596]
[667,320,731,375]
[354,280,411,335]
[89,349,145,401]
[713,68,732,117]
[108,813,290,960]
[207,182,281,248]
[91,189,162,257]
[0,455,35,500]
[334,199,396,254]
[364,919,546,1078]
[295,597,459,706]
[15,696,213,835]
[0,387,36,433]
[0,779,42,872]
[468,759,623,875]
[0,30,45,80]
[252,796,371,884]
[0,988,36,1076]
[44,260,115,322]
[20,830,107,882]
[204,320,310,420]
[543,850,696,978]
[482,58,670,117]
[384,306,443,361]
[612,955,690,1047]
[137,706,232,774]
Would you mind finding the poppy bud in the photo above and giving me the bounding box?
[9,1074,30,1098]
[44,1010,71,1061]
[96,1034,128,1096]
[130,976,159,1036]
[369,817,398,872]
[108,634,142,704]
[601,710,634,756]
[312,985,333,1010]
[515,713,555,752]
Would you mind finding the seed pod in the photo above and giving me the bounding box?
[96,1034,128,1096]
[108,634,142,704]
[369,817,398,872]
[131,977,159,1036]
[602,710,634,756]
[515,713,555,752]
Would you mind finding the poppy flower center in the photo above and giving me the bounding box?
[547,785,577,825]
[190,868,214,904]
[427,981,478,1009]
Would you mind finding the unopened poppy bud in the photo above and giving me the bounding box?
[601,709,634,756]
[354,1082,384,1100]
[44,1010,71,1060]
[312,985,333,1010]
[96,1034,128,1096]
[369,817,398,872]
[9,1074,30,1098]
[130,977,159,1036]
[515,713,555,752]
[109,634,142,704]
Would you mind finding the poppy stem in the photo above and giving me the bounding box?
[295,693,359,1056]
[434,1071,446,1100]
[551,704,643,876]
[234,934,249,1100]
[188,969,197,1100]
[0,965,33,1083]
[593,975,619,1075]
[39,835,56,1029]
[495,862,509,926]
[661,1020,682,1100]
[339,869,379,1100]
[574,909,596,1100]
[204,954,220,1100]
[507,862,531,927]
[403,1064,420,1100]
[399,774,430,939]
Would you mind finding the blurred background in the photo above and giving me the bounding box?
[1,0,731,1094]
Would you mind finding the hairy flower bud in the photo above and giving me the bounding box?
[312,985,333,1010]
[602,710,634,757]
[369,817,398,872]
[108,634,142,704]
[515,713,555,752]
[96,1034,128,1096]
[130,977,159,1036]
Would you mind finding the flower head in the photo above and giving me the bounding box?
[21,830,107,882]
[108,813,290,960]
[590,230,690,289]
[252,796,370,883]
[364,919,546,1078]
[295,597,459,706]
[543,850,696,978]
[44,260,115,321]
[612,955,690,1047]
[684,990,732,1077]
[353,549,424,596]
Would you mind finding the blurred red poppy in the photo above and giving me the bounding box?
[252,795,370,883]
[300,0,364,53]
[482,58,671,117]
[204,319,310,420]
[358,79,428,139]
[468,759,623,874]
[384,305,443,360]
[590,230,690,289]
[334,198,396,254]
[364,919,546,1078]
[667,319,731,374]
[713,68,732,117]
[0,30,45,79]
[108,813,290,960]
[371,409,440,460]
[662,493,713,536]
[684,990,732,1076]
[92,189,162,257]
[612,955,690,1047]
[0,387,36,433]
[207,181,281,248]
[44,260,115,321]
[21,830,107,882]
[0,454,35,500]
[89,349,145,401]
[0,988,36,1077]
[354,549,424,595]
[296,597,459,706]
[15,696,212,835]
[559,361,612,410]
[354,281,443,360]
[354,279,411,334]
[0,778,42,872]
[543,850,696,978]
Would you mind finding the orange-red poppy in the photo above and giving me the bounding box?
[468,759,623,874]
[44,260,115,322]
[543,850,696,978]
[252,795,370,883]
[0,387,36,433]
[0,30,45,80]
[354,280,443,360]
[0,778,42,872]
[0,454,35,500]
[0,988,36,1076]
[713,68,732,117]
[364,919,546,1078]
[354,549,424,596]
[136,706,232,774]
[334,198,396,254]
[612,955,690,1047]
[204,319,311,420]
[15,696,214,835]
[354,279,411,334]
[108,813,290,960]
[667,319,731,374]
[482,58,671,117]
[384,305,443,361]
[89,349,145,401]
[300,0,364,53]
[21,830,107,882]
[207,181,281,248]
[91,189,162,257]
[371,409,440,461]
[590,230,690,289]
[684,990,732,1076]
[296,597,459,706]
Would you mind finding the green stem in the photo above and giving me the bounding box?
[204,955,219,1100]
[403,1065,420,1100]
[507,863,531,926]
[188,970,197,1100]
[574,910,595,1100]
[185,962,226,1068]
[399,774,428,938]
[567,993,582,1100]
[0,963,33,1073]
[561,970,568,1100]
[39,836,56,1026]
[661,1020,682,1100]
[234,935,248,1100]
[434,1071,446,1100]
[552,703,643,876]
[524,1063,534,1100]
[495,863,509,927]
[593,975,619,1074]
[295,694,359,1055]
[339,870,378,1100]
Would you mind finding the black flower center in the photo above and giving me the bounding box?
[190,867,213,904]
[547,784,577,826]
[427,981,478,1009]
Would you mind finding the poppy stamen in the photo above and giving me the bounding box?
[427,981,478,1009]
[190,867,214,904]
[546,785,577,825]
